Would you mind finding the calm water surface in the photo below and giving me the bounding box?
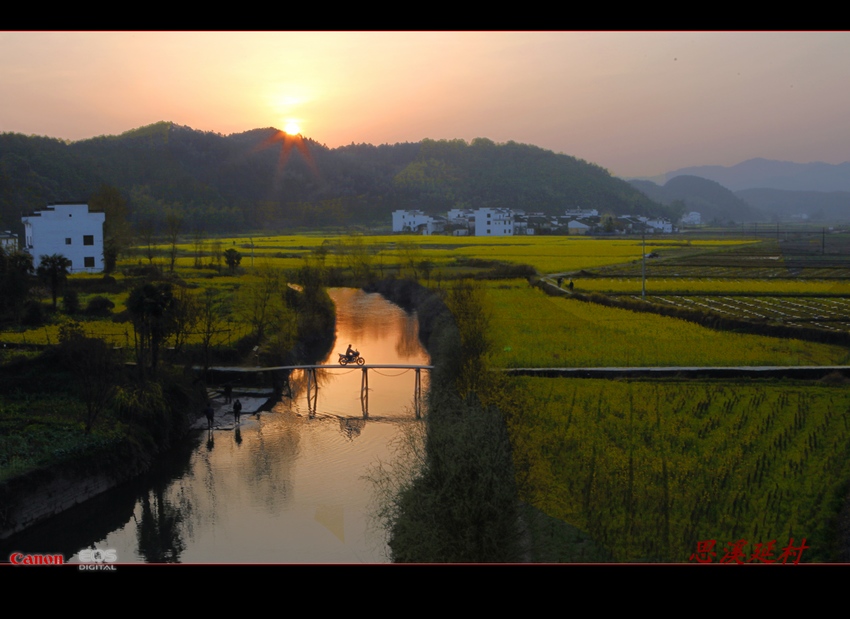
[4,289,428,563]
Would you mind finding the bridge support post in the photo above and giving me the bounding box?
[361,367,369,418]
[306,367,318,417]
[414,368,422,419]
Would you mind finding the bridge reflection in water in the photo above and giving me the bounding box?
[210,364,433,419]
[311,364,432,419]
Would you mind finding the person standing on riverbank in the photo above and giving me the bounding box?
[233,399,242,425]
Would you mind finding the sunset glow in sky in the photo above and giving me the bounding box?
[2,31,849,178]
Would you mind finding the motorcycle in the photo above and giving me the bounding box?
[338,350,365,365]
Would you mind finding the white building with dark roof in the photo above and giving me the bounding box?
[474,207,514,236]
[22,203,105,272]
[392,209,444,235]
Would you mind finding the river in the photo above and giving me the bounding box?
[2,288,429,563]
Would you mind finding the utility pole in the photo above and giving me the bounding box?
[642,228,646,299]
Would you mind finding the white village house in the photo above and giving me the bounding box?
[22,203,105,272]
[681,211,702,225]
[0,231,18,251]
[474,207,514,236]
[391,209,445,235]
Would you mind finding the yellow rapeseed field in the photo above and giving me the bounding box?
[486,280,848,367]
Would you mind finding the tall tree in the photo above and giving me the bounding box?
[199,289,227,372]
[165,212,183,272]
[237,269,283,344]
[0,247,34,321]
[127,282,177,380]
[224,248,241,272]
[138,218,157,265]
[37,254,71,309]
[210,239,223,272]
[58,322,117,434]
[192,227,207,269]
[89,184,131,273]
[170,288,200,355]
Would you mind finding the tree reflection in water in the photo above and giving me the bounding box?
[136,485,188,563]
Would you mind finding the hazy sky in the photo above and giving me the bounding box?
[2,31,849,178]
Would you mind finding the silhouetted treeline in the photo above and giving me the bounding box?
[1,122,668,234]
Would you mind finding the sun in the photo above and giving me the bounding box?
[284,120,302,135]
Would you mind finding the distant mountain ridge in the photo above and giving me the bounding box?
[628,175,763,224]
[628,157,850,223]
[663,158,850,192]
[736,188,850,222]
[0,121,668,233]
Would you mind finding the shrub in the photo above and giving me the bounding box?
[85,295,115,317]
[21,300,45,326]
[62,290,80,315]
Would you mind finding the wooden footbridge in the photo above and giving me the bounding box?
[207,363,433,418]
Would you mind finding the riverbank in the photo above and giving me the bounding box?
[0,365,207,540]
[3,286,429,562]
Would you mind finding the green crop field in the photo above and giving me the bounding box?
[142,233,754,276]
[510,377,850,562]
[485,280,849,368]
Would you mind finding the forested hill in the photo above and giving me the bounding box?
[0,122,666,233]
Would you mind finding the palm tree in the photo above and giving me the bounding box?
[37,254,71,309]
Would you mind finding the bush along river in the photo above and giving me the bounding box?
[0,288,430,563]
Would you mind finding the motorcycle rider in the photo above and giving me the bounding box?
[346,344,355,361]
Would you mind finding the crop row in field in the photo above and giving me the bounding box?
[645,296,850,334]
[510,378,850,562]
[485,281,849,368]
[595,263,850,279]
[571,277,850,296]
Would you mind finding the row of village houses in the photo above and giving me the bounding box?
[0,202,704,276]
[392,208,702,236]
